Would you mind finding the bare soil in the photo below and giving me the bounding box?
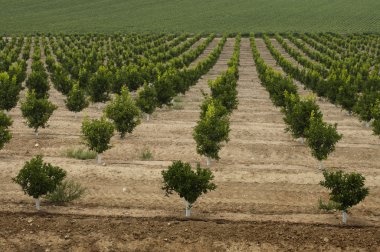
[0,38,379,251]
[1,211,379,251]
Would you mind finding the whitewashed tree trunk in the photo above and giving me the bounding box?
[299,137,304,144]
[97,153,102,164]
[342,210,347,224]
[35,130,39,140]
[146,114,150,121]
[35,198,40,210]
[206,157,211,167]
[185,200,191,217]
[319,160,324,170]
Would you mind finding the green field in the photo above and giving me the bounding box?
[0,0,380,34]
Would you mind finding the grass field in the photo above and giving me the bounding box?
[1,0,379,34]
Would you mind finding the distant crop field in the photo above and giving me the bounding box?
[0,0,379,34]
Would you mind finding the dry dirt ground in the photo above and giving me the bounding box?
[0,37,379,251]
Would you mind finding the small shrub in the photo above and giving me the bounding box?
[173,96,183,103]
[65,147,97,160]
[318,198,340,211]
[45,179,86,205]
[141,148,153,160]
[172,102,184,110]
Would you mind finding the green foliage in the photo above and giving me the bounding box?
[20,90,57,133]
[88,66,112,103]
[31,60,45,73]
[135,83,158,116]
[140,148,153,160]
[172,102,184,110]
[45,179,86,204]
[336,80,358,113]
[104,86,141,138]
[250,34,300,110]
[0,72,20,111]
[173,96,183,103]
[318,198,341,211]
[193,99,230,160]
[12,155,67,199]
[8,61,27,85]
[320,169,369,211]
[45,55,55,71]
[371,99,380,136]
[0,111,12,150]
[113,65,144,93]
[199,94,228,119]
[65,82,89,113]
[78,67,90,89]
[162,160,216,206]
[26,61,49,98]
[172,96,184,110]
[325,73,341,104]
[154,68,177,107]
[81,116,114,154]
[267,74,297,107]
[51,64,73,95]
[306,112,342,161]
[354,91,380,122]
[209,69,238,114]
[65,147,97,160]
[283,93,322,139]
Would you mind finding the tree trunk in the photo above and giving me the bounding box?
[35,129,39,140]
[146,114,150,121]
[206,157,211,167]
[299,137,304,144]
[35,197,40,210]
[97,103,101,110]
[319,160,324,170]
[97,153,102,164]
[342,210,347,224]
[185,200,191,217]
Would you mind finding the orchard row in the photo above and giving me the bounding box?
[0,33,376,222]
